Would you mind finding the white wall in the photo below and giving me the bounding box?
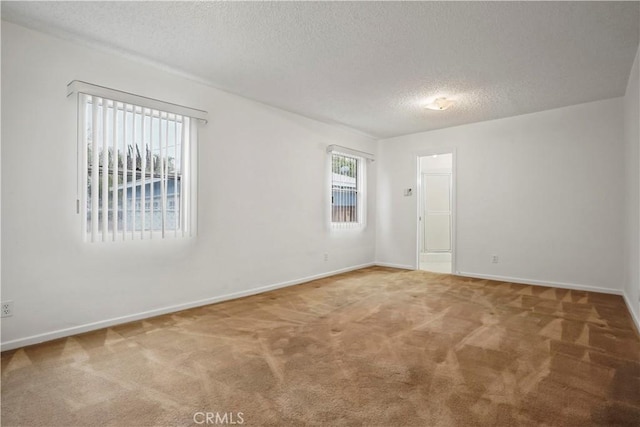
[1,22,376,349]
[377,98,626,293]
[623,45,640,330]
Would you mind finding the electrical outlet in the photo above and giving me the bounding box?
[324,253,329,262]
[1,301,14,318]
[491,255,499,264]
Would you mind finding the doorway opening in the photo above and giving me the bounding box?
[418,153,454,273]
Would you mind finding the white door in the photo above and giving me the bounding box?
[422,173,451,252]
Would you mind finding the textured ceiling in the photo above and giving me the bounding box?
[2,1,639,138]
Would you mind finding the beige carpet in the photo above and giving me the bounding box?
[2,267,639,426]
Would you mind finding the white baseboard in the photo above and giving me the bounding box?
[5,265,633,352]
[622,291,640,335]
[456,271,623,296]
[0,262,375,352]
[375,262,414,270]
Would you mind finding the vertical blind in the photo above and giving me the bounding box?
[70,81,205,242]
[330,152,365,228]
[327,144,374,229]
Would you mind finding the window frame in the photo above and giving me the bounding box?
[69,81,205,242]
[329,150,368,229]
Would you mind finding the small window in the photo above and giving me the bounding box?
[70,81,205,242]
[331,152,365,227]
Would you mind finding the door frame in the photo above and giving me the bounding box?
[415,149,457,274]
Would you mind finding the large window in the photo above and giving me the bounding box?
[70,81,205,242]
[331,152,365,227]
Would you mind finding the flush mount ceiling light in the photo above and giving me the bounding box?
[424,97,455,111]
